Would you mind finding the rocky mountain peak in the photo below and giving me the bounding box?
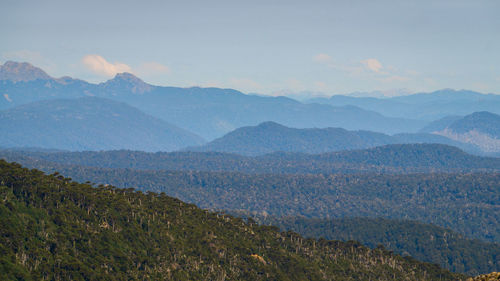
[101,72,152,94]
[0,61,52,82]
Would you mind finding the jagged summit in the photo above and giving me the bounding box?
[100,72,153,94]
[0,61,52,82]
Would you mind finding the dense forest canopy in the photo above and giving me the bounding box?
[0,160,465,280]
[248,216,500,276]
[2,143,499,175]
[2,154,499,245]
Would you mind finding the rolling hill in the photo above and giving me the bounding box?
[3,143,499,174]
[0,97,205,151]
[188,121,481,155]
[423,112,500,153]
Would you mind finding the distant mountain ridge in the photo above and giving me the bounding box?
[0,61,426,139]
[189,121,481,156]
[307,89,500,120]
[0,97,205,151]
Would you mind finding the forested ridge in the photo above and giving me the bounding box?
[4,156,499,243]
[0,160,465,280]
[249,216,500,276]
[2,143,499,174]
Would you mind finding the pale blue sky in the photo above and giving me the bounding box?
[1,0,499,96]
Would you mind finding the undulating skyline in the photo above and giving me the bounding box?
[2,0,499,96]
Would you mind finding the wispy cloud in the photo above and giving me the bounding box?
[135,62,170,76]
[82,54,132,77]
[313,53,333,64]
[360,58,383,73]
[314,53,414,84]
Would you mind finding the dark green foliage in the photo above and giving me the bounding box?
[0,160,464,280]
[2,143,499,174]
[253,216,500,276]
[3,153,500,245]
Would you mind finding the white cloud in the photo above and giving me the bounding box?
[82,54,132,77]
[360,58,383,73]
[136,62,170,76]
[313,53,333,64]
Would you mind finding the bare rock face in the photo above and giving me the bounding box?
[0,61,52,82]
[467,272,500,281]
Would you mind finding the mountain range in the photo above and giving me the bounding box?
[0,61,426,139]
[307,89,500,121]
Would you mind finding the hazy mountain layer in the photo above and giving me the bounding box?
[188,121,481,156]
[0,97,205,151]
[308,89,500,120]
[0,61,426,139]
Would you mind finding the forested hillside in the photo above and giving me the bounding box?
[2,155,499,245]
[252,216,500,276]
[189,121,478,155]
[2,143,499,174]
[0,160,464,280]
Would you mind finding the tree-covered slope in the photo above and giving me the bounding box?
[189,121,480,156]
[3,143,499,174]
[188,121,395,155]
[447,111,500,137]
[0,160,464,280]
[1,154,499,245]
[255,216,500,276]
[423,112,500,153]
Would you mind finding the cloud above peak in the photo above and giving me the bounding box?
[82,55,132,77]
[135,62,170,76]
[360,58,383,73]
